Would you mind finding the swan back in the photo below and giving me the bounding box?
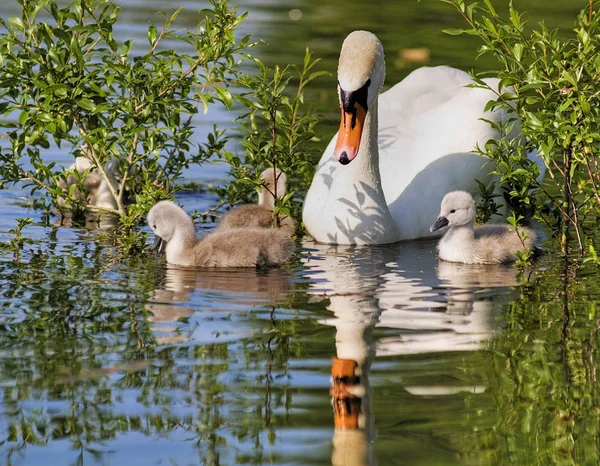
[193,228,294,267]
[218,168,295,235]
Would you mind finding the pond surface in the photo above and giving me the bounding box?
[2,0,600,465]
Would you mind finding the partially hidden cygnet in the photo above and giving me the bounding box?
[147,201,294,267]
[216,168,296,235]
[57,146,120,211]
[430,191,537,264]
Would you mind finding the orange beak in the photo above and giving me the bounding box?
[334,103,367,165]
[331,358,361,430]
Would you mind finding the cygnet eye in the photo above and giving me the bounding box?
[152,224,157,229]
[450,209,456,214]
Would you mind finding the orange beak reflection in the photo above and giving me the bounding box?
[334,103,367,165]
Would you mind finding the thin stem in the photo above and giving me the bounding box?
[270,87,280,227]
[86,204,120,216]
[567,176,584,255]
[582,146,600,207]
[117,132,139,208]
[20,170,51,190]
[73,114,122,214]
[560,149,570,254]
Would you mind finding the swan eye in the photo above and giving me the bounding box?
[153,224,157,229]
[450,210,456,214]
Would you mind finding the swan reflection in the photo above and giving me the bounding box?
[304,240,522,356]
[302,239,525,465]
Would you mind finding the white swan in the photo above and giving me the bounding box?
[430,191,536,264]
[303,30,542,245]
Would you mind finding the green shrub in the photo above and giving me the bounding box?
[0,0,250,250]
[213,51,325,229]
[440,0,600,255]
[0,0,324,251]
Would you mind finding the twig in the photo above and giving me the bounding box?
[73,115,122,214]
[20,170,52,190]
[566,174,584,255]
[117,132,139,207]
[86,204,121,216]
[582,146,600,206]
[269,92,280,227]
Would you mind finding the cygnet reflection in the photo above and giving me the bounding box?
[146,264,295,345]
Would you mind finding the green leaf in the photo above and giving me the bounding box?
[18,111,29,126]
[8,17,25,31]
[147,24,157,46]
[76,98,96,111]
[70,36,84,68]
[214,86,233,110]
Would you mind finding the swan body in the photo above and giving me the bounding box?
[303,30,542,245]
[430,191,536,264]
[217,168,295,235]
[147,201,293,267]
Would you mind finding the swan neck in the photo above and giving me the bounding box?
[355,100,380,175]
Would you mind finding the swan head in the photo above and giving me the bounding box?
[335,30,385,165]
[430,191,476,232]
[147,201,193,252]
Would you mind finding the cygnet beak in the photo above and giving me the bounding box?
[430,216,449,232]
[153,235,166,253]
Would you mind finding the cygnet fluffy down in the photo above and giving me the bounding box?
[430,191,537,264]
[216,168,296,235]
[147,201,294,267]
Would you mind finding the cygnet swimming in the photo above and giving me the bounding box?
[147,201,294,267]
[430,191,537,264]
[216,168,296,235]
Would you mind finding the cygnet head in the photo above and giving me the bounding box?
[258,167,287,208]
[430,191,476,232]
[74,156,93,173]
[147,201,194,252]
[335,30,385,165]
